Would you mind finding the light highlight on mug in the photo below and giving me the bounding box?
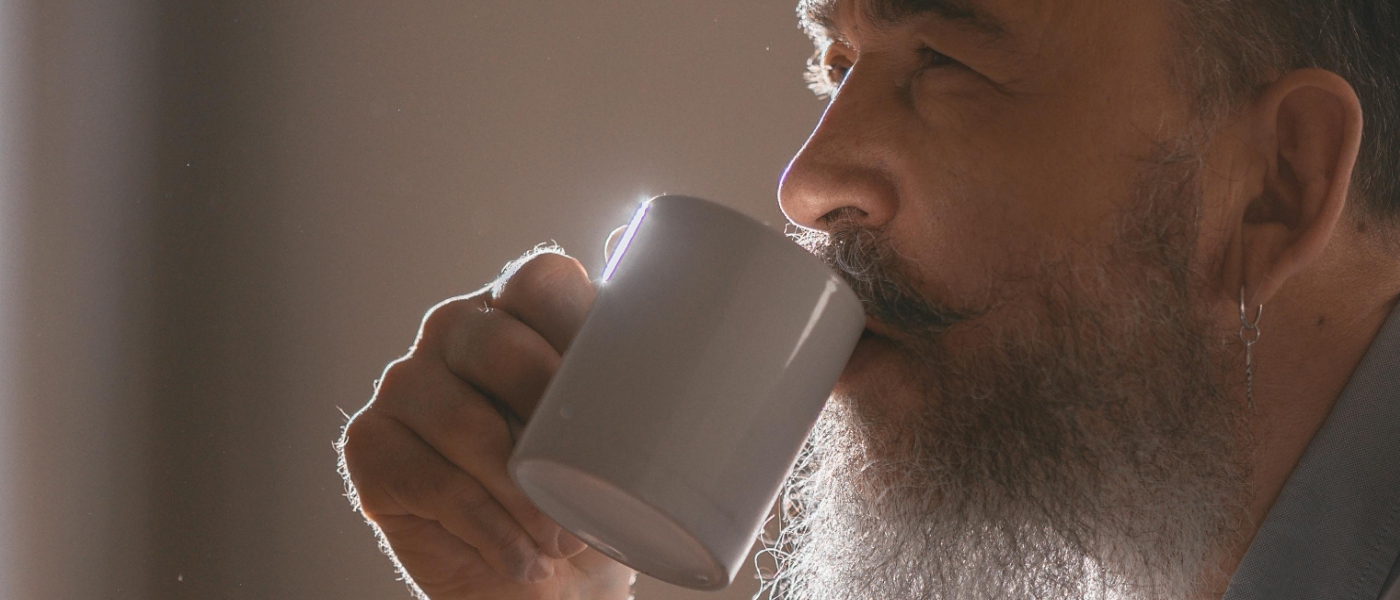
[601,201,650,283]
[784,278,841,369]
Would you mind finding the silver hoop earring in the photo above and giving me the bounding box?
[1239,286,1263,410]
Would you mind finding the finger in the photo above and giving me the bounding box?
[373,358,576,559]
[380,516,622,600]
[491,251,596,355]
[343,413,550,583]
[372,513,489,598]
[427,297,560,423]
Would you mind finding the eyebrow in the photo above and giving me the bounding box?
[798,0,1007,44]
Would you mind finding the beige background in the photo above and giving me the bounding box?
[0,0,823,599]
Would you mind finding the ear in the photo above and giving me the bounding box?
[1230,68,1363,308]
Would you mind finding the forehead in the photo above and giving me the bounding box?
[797,0,1175,53]
[798,0,1009,42]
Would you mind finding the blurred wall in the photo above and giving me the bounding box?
[3,0,158,598]
[0,0,26,597]
[0,1,824,599]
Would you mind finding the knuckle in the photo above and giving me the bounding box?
[499,252,585,302]
[490,531,538,576]
[466,314,512,366]
[338,414,385,474]
[419,392,510,461]
[516,250,581,278]
[509,501,553,537]
[516,499,549,525]
[443,483,538,573]
[442,307,557,400]
[448,397,512,449]
[474,322,552,381]
[373,359,411,395]
[493,528,533,561]
[444,478,497,521]
[418,295,486,350]
[337,415,401,517]
[502,546,539,581]
[448,483,520,539]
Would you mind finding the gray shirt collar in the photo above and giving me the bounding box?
[1224,301,1400,600]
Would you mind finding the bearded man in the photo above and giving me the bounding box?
[336,0,1400,598]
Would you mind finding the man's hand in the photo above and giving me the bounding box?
[338,251,635,600]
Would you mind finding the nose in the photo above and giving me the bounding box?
[778,67,900,231]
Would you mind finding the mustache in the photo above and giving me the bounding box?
[790,219,970,338]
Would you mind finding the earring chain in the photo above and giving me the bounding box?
[1239,287,1263,410]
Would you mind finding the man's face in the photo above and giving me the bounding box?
[782,0,1215,409]
[770,0,1251,598]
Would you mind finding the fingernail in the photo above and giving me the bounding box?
[526,558,553,583]
[556,530,587,556]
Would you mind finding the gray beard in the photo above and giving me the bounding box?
[768,145,1250,600]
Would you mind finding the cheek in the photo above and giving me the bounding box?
[884,136,1079,307]
[895,147,1163,313]
[889,68,1184,314]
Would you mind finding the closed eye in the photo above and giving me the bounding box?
[806,45,960,99]
[805,45,855,98]
[918,46,956,69]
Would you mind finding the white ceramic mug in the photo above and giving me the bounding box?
[508,195,865,590]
